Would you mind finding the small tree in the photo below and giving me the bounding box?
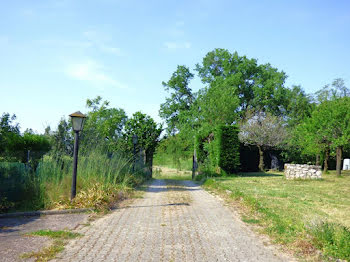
[124,112,162,175]
[239,111,287,171]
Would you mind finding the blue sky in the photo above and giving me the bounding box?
[1,0,349,133]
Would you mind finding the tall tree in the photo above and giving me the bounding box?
[239,111,287,171]
[285,85,314,126]
[312,98,350,175]
[195,48,289,117]
[159,66,194,134]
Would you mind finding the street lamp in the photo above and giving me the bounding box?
[132,134,138,172]
[69,111,86,200]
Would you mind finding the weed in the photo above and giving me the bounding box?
[27,230,82,239]
[22,229,82,261]
[21,239,64,262]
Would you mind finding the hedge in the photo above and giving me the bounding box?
[195,125,240,174]
[216,125,240,174]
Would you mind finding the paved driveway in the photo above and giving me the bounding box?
[55,179,291,262]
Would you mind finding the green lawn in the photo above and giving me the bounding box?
[202,170,350,260]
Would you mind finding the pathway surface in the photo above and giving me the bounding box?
[55,179,291,262]
[0,213,89,262]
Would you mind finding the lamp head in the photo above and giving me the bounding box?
[69,111,86,132]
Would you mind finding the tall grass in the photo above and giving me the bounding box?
[0,149,147,213]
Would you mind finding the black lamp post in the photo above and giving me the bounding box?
[69,111,86,200]
[132,134,138,172]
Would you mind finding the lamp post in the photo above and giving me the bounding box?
[132,134,138,172]
[69,111,86,200]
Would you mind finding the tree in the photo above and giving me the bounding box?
[124,112,162,170]
[195,48,289,117]
[18,130,51,169]
[310,98,350,175]
[0,113,22,160]
[50,118,74,158]
[82,96,127,152]
[159,65,194,134]
[315,78,350,103]
[285,85,314,127]
[291,117,329,169]
[239,111,287,171]
[193,76,240,128]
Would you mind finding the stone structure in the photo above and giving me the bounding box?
[284,164,322,179]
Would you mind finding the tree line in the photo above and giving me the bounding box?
[158,48,350,175]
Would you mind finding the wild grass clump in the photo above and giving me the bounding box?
[308,220,350,260]
[1,147,147,213]
[36,149,146,211]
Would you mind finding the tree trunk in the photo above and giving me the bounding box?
[336,146,342,176]
[316,154,320,166]
[257,145,264,172]
[324,148,329,173]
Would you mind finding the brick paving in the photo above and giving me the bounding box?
[55,179,291,262]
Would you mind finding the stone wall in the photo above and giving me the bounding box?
[284,164,322,179]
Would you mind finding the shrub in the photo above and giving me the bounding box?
[216,125,240,174]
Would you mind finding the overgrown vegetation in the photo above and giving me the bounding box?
[202,171,350,260]
[1,96,161,213]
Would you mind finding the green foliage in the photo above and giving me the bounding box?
[195,48,289,117]
[194,125,240,174]
[124,111,162,158]
[153,134,192,170]
[194,128,211,164]
[160,65,194,134]
[292,97,350,162]
[216,125,240,174]
[0,113,21,159]
[48,118,73,157]
[159,48,313,171]
[315,78,350,103]
[0,162,41,212]
[82,96,127,152]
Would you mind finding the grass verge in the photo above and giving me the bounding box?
[202,170,350,261]
[22,230,82,261]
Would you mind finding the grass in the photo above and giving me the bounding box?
[202,170,350,261]
[22,229,82,261]
[153,153,192,171]
[27,229,82,239]
[153,166,192,180]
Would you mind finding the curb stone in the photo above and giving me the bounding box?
[0,208,92,218]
